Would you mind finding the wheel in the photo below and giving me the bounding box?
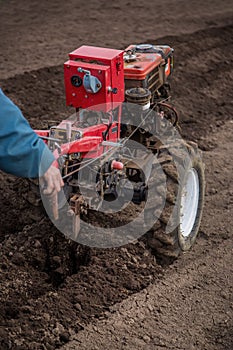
[145,141,205,260]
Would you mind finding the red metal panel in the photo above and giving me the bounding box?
[64,60,111,111]
[69,45,123,62]
[109,51,124,107]
[65,45,125,112]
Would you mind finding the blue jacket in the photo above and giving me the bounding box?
[0,89,55,178]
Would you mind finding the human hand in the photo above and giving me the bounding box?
[41,164,64,195]
[40,165,64,220]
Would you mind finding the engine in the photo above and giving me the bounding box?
[124,43,174,103]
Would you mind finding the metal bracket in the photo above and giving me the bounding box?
[69,194,83,239]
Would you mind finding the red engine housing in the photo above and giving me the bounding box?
[64,46,125,112]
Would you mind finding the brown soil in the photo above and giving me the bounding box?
[0,1,233,349]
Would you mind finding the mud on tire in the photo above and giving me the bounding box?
[145,141,205,260]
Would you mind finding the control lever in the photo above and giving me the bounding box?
[77,67,102,94]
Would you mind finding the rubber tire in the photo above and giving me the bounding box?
[145,141,205,260]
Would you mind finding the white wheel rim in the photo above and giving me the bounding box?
[180,168,199,238]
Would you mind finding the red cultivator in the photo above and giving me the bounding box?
[35,43,205,258]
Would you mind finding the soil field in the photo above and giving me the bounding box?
[0,1,233,349]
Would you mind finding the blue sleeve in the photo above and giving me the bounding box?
[0,89,55,178]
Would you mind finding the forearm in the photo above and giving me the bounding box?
[0,89,55,178]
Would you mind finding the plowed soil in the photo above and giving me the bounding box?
[0,1,233,349]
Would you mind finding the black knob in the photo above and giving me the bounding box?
[112,88,118,94]
[71,75,82,87]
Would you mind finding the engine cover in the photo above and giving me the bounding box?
[124,44,174,98]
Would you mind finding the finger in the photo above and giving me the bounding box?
[56,170,64,188]
[57,172,64,190]
[43,176,55,195]
[54,174,62,193]
[51,192,59,220]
